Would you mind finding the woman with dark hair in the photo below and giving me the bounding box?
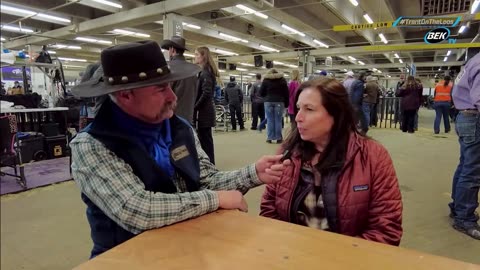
[260,78,403,246]
[397,76,422,133]
[433,75,453,134]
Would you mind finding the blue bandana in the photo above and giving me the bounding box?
[111,103,174,178]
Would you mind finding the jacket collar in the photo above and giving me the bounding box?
[171,55,186,62]
[289,132,363,170]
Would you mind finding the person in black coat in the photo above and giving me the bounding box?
[224,76,245,130]
[194,47,218,164]
[260,69,289,143]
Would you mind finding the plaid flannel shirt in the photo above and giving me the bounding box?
[70,128,262,235]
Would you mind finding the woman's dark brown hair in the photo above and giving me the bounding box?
[283,78,363,173]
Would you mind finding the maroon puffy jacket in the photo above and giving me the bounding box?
[260,133,403,246]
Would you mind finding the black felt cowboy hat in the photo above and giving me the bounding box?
[160,36,187,51]
[72,40,200,98]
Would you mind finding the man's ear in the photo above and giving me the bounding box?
[115,91,134,106]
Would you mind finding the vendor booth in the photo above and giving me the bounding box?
[1,51,76,192]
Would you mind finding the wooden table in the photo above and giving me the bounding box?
[74,211,480,270]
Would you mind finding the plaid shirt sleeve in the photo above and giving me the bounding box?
[192,127,263,194]
[70,132,220,235]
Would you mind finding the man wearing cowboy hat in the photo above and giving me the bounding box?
[70,40,290,258]
[160,35,198,124]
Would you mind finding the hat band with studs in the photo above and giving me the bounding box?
[105,65,171,85]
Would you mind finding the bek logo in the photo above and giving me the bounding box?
[424,27,455,44]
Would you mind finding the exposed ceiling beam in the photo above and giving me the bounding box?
[174,14,287,52]
[267,0,345,45]
[3,0,238,49]
[220,6,332,49]
[320,61,464,71]
[223,40,480,62]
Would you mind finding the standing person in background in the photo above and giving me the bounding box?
[395,75,406,127]
[396,76,422,133]
[224,76,245,131]
[260,69,289,144]
[370,78,382,127]
[449,53,480,240]
[214,84,222,104]
[160,36,199,125]
[350,72,368,134]
[342,71,355,96]
[250,73,264,130]
[363,76,380,128]
[287,70,301,130]
[194,47,218,164]
[433,76,453,134]
[414,78,423,131]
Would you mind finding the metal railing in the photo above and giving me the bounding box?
[375,97,402,129]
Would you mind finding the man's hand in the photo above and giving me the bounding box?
[216,191,248,212]
[255,155,292,184]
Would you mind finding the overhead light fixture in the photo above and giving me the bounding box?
[348,56,356,61]
[363,14,374,24]
[343,69,348,72]
[248,73,257,76]
[472,0,480,14]
[47,51,56,54]
[313,39,329,48]
[281,24,305,37]
[349,0,359,6]
[112,29,150,38]
[219,32,248,43]
[76,37,112,45]
[387,75,391,78]
[237,67,248,71]
[0,4,71,24]
[446,50,451,56]
[37,13,70,23]
[52,44,82,50]
[273,61,298,68]
[235,4,268,19]
[214,48,238,56]
[372,68,378,71]
[182,23,201,30]
[458,25,466,34]
[239,62,254,67]
[0,37,5,41]
[0,24,34,33]
[378,70,382,73]
[64,65,86,69]
[184,53,195,57]
[443,56,448,62]
[394,53,400,58]
[91,0,122,9]
[438,68,442,71]
[260,44,280,52]
[399,59,403,63]
[219,70,226,73]
[378,33,388,44]
[58,57,87,62]
[358,61,365,65]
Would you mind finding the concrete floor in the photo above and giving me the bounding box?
[1,109,479,270]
